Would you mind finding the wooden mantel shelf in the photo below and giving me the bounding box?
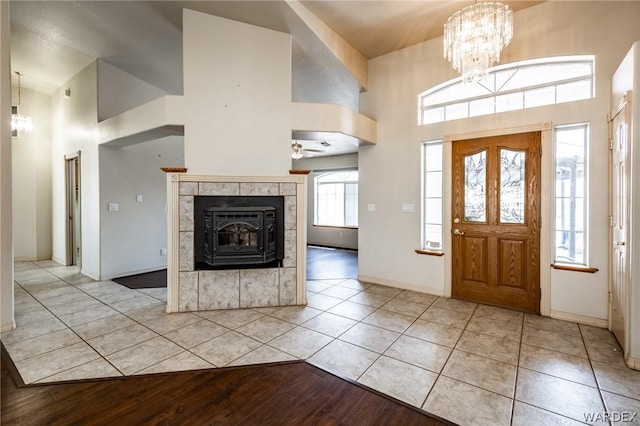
[161,167,187,173]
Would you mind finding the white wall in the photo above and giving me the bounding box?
[182,9,292,176]
[50,62,101,279]
[12,87,52,261]
[99,136,184,279]
[294,153,358,249]
[359,1,640,321]
[51,63,186,280]
[45,9,294,280]
[0,0,14,331]
[97,60,169,122]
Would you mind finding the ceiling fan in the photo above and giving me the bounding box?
[291,140,326,159]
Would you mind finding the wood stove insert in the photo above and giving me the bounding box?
[194,195,285,270]
[204,207,277,266]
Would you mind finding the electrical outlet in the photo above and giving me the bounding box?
[160,248,167,256]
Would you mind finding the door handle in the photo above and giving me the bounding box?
[453,229,465,236]
[615,241,625,246]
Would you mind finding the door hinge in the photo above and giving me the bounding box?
[609,215,614,227]
[608,138,613,150]
[608,291,613,303]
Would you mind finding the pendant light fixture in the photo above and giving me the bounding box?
[11,71,34,133]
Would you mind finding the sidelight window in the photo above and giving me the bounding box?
[554,123,588,265]
[422,142,443,251]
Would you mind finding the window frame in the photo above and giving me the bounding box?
[313,169,359,229]
[553,122,589,267]
[421,141,444,253]
[418,56,595,125]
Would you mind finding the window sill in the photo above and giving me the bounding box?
[551,263,598,273]
[415,249,445,257]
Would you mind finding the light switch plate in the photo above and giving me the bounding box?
[367,204,376,212]
[402,204,415,213]
[136,195,143,202]
[108,203,118,212]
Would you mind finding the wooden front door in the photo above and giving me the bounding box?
[610,97,631,347]
[452,132,541,313]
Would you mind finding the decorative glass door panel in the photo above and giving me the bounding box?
[464,150,487,222]
[499,149,526,224]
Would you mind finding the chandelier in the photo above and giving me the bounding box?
[11,71,33,133]
[444,1,513,84]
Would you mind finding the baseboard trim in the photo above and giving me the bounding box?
[51,256,65,265]
[549,310,608,328]
[357,275,444,297]
[81,269,100,281]
[1,320,16,332]
[625,354,640,371]
[308,244,357,252]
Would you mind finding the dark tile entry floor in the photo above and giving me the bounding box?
[307,246,357,280]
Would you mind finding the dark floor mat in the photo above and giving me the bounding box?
[112,269,167,289]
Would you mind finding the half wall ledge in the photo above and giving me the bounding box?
[291,102,377,146]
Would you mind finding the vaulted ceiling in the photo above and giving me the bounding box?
[10,1,542,96]
[9,0,543,156]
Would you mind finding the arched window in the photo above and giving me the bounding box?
[419,56,595,124]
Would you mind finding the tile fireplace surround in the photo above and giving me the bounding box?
[166,174,307,313]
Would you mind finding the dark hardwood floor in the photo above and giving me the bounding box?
[307,246,358,280]
[1,348,450,425]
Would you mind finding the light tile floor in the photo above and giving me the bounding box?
[3,260,640,425]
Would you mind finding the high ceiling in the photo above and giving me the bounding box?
[9,0,543,94]
[8,0,543,156]
[302,1,541,60]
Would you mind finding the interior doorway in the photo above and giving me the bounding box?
[65,152,81,267]
[451,132,541,313]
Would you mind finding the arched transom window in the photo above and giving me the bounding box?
[419,56,595,125]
